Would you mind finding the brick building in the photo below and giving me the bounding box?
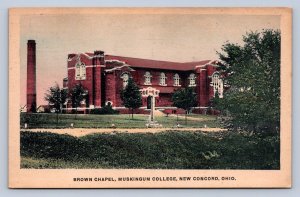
[63,51,224,114]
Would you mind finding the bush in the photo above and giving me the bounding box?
[20,130,280,169]
[90,104,119,115]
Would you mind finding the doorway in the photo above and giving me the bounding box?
[147,96,152,109]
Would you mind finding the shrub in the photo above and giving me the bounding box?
[90,104,119,115]
[20,130,280,169]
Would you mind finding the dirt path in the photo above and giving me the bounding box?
[153,111,213,121]
[168,114,209,121]
[21,127,227,137]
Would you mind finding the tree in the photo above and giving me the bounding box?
[70,83,87,119]
[120,77,142,119]
[172,87,197,125]
[44,83,68,127]
[214,29,280,132]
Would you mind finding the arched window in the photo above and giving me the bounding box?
[159,72,167,86]
[120,73,129,88]
[173,73,181,86]
[212,73,223,98]
[188,73,196,87]
[105,101,113,106]
[75,62,86,80]
[144,71,152,85]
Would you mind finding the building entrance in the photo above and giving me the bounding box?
[147,96,152,109]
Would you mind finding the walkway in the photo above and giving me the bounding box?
[21,127,227,137]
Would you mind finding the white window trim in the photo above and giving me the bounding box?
[75,62,86,80]
[105,101,113,106]
[159,72,167,86]
[173,73,181,87]
[144,71,152,85]
[188,73,196,87]
[211,72,224,98]
[120,72,129,88]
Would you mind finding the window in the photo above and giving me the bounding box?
[159,72,167,86]
[75,62,86,80]
[212,73,223,98]
[188,73,196,87]
[121,73,129,88]
[173,73,181,86]
[105,101,113,106]
[144,71,152,85]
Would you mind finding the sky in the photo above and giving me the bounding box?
[20,13,280,106]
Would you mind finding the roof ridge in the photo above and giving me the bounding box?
[105,54,185,64]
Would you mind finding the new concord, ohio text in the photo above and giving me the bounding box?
[73,176,236,182]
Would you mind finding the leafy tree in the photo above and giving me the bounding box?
[70,83,87,119]
[44,83,68,127]
[214,29,280,132]
[172,87,197,124]
[120,77,142,119]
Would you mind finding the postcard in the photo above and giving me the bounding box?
[9,7,292,188]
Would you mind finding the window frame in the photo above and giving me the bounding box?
[144,71,152,85]
[188,73,196,87]
[75,62,86,80]
[120,72,130,88]
[211,72,223,98]
[173,73,181,87]
[159,72,167,86]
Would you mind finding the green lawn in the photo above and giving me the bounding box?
[20,113,220,129]
[20,130,280,169]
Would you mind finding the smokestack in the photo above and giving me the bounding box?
[26,40,37,112]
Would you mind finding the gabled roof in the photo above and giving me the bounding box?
[105,55,212,71]
[68,52,214,71]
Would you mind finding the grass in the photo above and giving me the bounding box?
[20,130,280,169]
[20,113,220,129]
[21,157,109,169]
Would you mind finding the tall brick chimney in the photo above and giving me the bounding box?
[27,40,37,112]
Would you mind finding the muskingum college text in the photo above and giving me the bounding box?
[73,176,236,182]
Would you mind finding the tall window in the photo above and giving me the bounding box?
[173,73,181,86]
[75,62,86,80]
[159,72,167,86]
[144,71,152,85]
[212,73,223,98]
[188,73,196,87]
[121,73,129,88]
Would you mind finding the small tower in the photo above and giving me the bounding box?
[26,40,37,112]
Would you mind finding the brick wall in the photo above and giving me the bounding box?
[67,66,93,106]
[105,71,117,106]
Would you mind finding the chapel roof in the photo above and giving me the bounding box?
[68,52,216,71]
[105,54,212,71]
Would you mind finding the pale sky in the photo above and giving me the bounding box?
[20,14,280,106]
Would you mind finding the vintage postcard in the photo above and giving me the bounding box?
[9,8,292,188]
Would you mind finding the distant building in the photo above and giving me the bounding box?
[63,51,224,114]
[36,105,51,113]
